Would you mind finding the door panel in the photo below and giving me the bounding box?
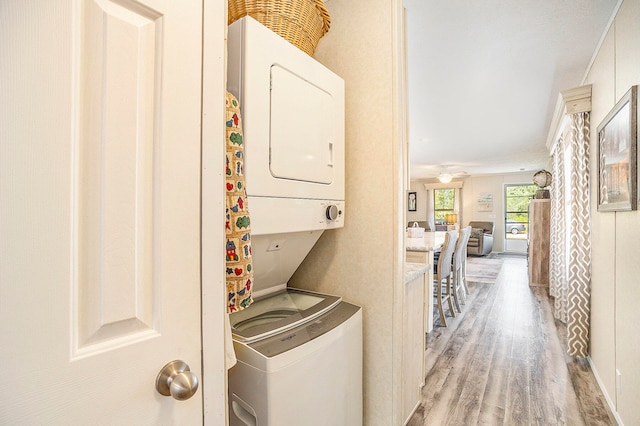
[0,0,206,423]
[76,0,161,353]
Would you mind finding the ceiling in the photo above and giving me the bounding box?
[403,0,619,180]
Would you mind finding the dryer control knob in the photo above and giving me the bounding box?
[326,205,339,221]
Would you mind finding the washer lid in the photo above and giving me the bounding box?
[229,288,341,343]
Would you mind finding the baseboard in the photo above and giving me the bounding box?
[502,251,527,256]
[489,251,527,258]
[587,356,624,425]
[403,400,421,426]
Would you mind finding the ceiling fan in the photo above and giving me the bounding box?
[437,168,469,183]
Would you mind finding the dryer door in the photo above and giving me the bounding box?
[269,65,335,185]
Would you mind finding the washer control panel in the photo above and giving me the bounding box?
[320,201,344,228]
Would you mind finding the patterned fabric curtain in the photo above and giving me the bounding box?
[549,112,592,358]
[426,189,435,231]
[566,112,592,357]
[454,188,462,226]
[549,135,567,322]
[225,92,254,313]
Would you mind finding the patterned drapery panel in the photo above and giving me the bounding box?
[426,189,435,231]
[549,136,567,323]
[225,92,254,313]
[566,112,591,358]
[549,112,592,358]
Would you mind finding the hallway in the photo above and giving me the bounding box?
[408,256,616,425]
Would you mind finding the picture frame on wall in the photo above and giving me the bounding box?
[408,191,417,211]
[477,193,493,212]
[597,85,638,212]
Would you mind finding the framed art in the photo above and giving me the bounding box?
[408,191,417,211]
[597,85,638,211]
[477,193,493,212]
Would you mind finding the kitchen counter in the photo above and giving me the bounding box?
[405,262,430,283]
[406,231,445,252]
[405,231,445,334]
[402,261,430,422]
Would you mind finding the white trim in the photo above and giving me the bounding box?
[562,85,592,114]
[546,93,567,153]
[580,0,624,86]
[392,1,408,424]
[201,0,228,424]
[587,356,624,425]
[423,181,463,190]
[546,85,592,153]
[547,0,622,153]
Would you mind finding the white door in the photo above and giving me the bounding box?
[0,0,215,423]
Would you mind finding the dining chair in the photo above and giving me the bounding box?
[451,226,472,312]
[460,227,471,296]
[434,230,458,327]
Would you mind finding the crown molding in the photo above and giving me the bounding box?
[561,84,592,114]
[423,181,464,190]
[545,84,592,153]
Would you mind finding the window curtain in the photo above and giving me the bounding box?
[549,136,567,321]
[454,188,462,226]
[425,189,435,231]
[423,181,463,231]
[549,112,592,358]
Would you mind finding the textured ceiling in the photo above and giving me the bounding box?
[403,0,618,180]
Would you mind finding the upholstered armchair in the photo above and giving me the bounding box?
[467,221,494,256]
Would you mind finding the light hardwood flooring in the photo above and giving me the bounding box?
[408,255,617,426]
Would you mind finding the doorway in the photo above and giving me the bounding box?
[504,184,537,253]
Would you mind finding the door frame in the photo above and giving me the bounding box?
[503,183,535,254]
[201,0,229,424]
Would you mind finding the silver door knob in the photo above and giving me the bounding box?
[156,360,199,401]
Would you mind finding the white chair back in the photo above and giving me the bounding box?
[438,230,459,277]
[454,226,472,269]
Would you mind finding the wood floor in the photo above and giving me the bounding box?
[407,255,617,426]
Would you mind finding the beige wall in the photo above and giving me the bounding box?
[289,1,640,424]
[407,180,430,225]
[410,172,537,252]
[585,17,618,418]
[289,1,406,425]
[460,172,537,253]
[585,0,640,423]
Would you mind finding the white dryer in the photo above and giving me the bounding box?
[227,16,345,237]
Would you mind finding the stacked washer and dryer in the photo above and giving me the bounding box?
[226,17,363,426]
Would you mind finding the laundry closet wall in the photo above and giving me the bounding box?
[581,0,640,423]
[289,1,407,425]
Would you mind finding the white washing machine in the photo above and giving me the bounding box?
[228,288,362,426]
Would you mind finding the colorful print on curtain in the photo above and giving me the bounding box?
[225,92,253,313]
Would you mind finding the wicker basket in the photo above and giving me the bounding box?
[408,222,425,238]
[228,0,331,56]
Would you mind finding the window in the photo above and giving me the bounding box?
[504,184,537,239]
[434,189,455,224]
